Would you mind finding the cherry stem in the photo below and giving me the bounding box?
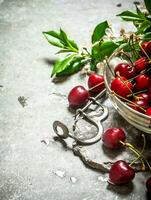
[129,134,146,170]
[127,89,148,98]
[118,51,134,67]
[112,91,146,112]
[131,34,141,58]
[113,72,135,98]
[120,141,145,170]
[88,81,104,91]
[125,66,151,83]
[128,36,138,59]
[139,42,151,61]
[104,58,114,77]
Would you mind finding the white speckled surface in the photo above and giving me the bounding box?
[0,0,150,199]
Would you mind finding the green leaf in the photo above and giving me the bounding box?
[43,31,64,48]
[56,49,74,54]
[137,20,151,34]
[142,32,151,41]
[92,21,109,44]
[51,54,76,77]
[56,56,87,76]
[60,28,79,51]
[144,0,151,15]
[90,60,97,71]
[43,29,79,52]
[92,41,119,61]
[117,11,143,22]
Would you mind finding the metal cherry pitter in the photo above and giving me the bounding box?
[52,89,110,172]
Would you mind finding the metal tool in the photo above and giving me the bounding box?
[53,88,108,145]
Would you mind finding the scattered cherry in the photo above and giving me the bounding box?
[146,107,151,116]
[111,76,133,98]
[109,160,135,185]
[68,85,89,109]
[134,57,149,72]
[102,128,126,149]
[146,177,151,193]
[135,74,151,91]
[88,73,105,94]
[114,63,136,79]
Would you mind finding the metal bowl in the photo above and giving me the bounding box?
[103,52,151,133]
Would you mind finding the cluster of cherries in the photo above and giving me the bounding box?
[67,42,151,192]
[111,41,151,116]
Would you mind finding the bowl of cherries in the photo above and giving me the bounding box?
[104,41,151,133]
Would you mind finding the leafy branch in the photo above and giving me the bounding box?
[43,1,151,78]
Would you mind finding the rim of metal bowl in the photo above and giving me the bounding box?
[103,50,151,120]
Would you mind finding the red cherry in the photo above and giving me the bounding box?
[141,42,151,56]
[111,76,133,98]
[135,74,151,91]
[109,160,135,185]
[135,93,150,104]
[146,108,151,116]
[102,128,126,149]
[146,177,151,192]
[68,86,89,109]
[88,73,105,94]
[114,63,136,79]
[134,57,149,72]
[129,99,148,113]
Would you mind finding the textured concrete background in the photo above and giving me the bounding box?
[0,0,150,200]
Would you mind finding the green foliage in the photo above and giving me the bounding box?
[92,21,109,44]
[43,1,151,78]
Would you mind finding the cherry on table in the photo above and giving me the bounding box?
[114,63,136,79]
[108,160,135,185]
[102,128,126,149]
[88,73,105,94]
[68,85,89,109]
[111,76,133,98]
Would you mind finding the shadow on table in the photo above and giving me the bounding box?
[43,57,70,83]
[107,182,134,195]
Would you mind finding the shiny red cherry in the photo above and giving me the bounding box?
[114,63,136,79]
[88,73,105,94]
[134,57,149,72]
[109,160,135,185]
[146,177,151,192]
[135,74,151,91]
[68,86,89,109]
[111,76,133,98]
[146,108,151,116]
[135,93,150,104]
[141,42,151,56]
[129,99,148,113]
[102,128,126,149]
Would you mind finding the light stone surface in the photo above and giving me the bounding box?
[0,0,150,200]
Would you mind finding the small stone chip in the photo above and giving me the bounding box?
[53,170,66,178]
[97,176,108,182]
[70,176,77,183]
